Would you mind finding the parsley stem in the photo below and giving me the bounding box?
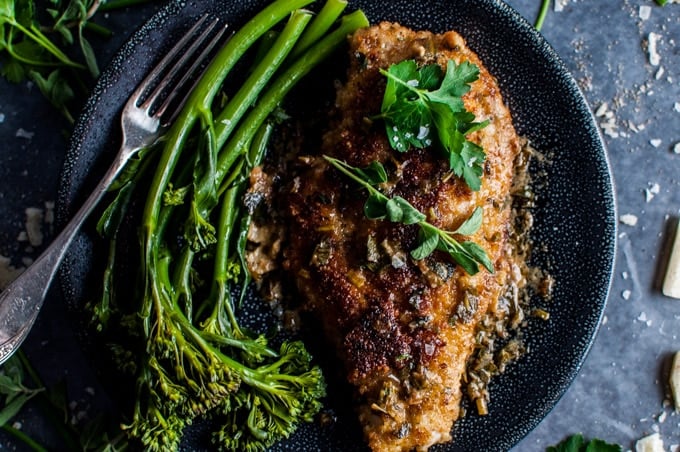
[323,156,388,201]
[83,21,113,38]
[535,0,551,31]
[325,156,494,275]
[8,22,85,69]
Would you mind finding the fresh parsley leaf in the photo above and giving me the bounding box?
[0,0,117,119]
[30,69,75,122]
[454,206,483,235]
[385,196,426,225]
[458,241,494,273]
[547,434,622,452]
[324,155,493,275]
[376,59,489,191]
[411,226,439,260]
[428,59,478,102]
[356,160,388,185]
[364,193,387,219]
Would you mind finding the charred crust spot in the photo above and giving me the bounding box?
[344,302,412,381]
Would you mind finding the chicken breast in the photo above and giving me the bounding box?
[270,22,521,451]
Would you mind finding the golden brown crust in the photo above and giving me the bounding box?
[281,22,522,451]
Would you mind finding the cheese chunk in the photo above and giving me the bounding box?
[636,433,664,452]
[663,221,680,299]
[671,351,680,411]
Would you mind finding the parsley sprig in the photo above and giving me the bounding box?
[374,59,489,191]
[324,155,493,275]
[547,434,622,452]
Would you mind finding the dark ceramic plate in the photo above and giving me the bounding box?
[58,0,616,450]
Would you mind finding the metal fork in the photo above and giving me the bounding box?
[0,14,228,365]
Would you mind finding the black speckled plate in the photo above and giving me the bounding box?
[58,0,616,450]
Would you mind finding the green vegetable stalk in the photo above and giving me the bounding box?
[92,0,369,450]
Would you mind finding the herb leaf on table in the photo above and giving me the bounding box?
[547,434,622,452]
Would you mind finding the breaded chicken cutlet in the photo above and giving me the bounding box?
[248,22,523,451]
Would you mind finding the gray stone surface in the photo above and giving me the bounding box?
[0,1,678,451]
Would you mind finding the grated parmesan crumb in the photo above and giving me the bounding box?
[25,207,44,247]
[648,32,661,66]
[655,66,665,80]
[44,201,55,225]
[620,214,639,226]
[645,183,660,202]
[650,139,662,148]
[15,128,34,139]
[639,5,652,20]
[623,289,632,300]
[595,102,609,117]
[674,142,680,154]
[637,312,652,326]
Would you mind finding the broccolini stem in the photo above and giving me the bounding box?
[292,0,347,56]
[172,247,195,318]
[215,10,370,183]
[206,186,242,336]
[141,0,314,252]
[213,9,314,152]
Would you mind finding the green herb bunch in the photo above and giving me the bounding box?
[0,0,148,122]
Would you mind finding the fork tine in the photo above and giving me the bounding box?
[154,21,230,124]
[133,14,227,120]
[129,15,208,107]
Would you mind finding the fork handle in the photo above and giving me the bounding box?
[0,149,129,365]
